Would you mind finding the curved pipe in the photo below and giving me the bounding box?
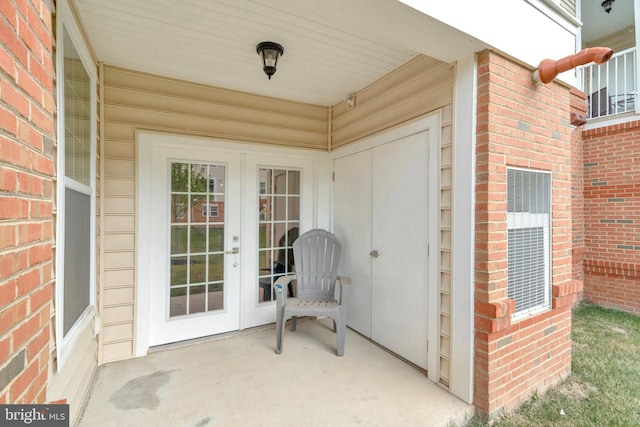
[532,47,614,84]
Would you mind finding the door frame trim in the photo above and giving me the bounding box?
[330,113,441,381]
[135,131,331,356]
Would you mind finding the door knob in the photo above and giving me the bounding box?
[370,250,379,258]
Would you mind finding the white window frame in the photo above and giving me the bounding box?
[201,203,219,218]
[507,167,552,320]
[55,0,98,370]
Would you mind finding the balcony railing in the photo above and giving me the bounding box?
[578,47,637,120]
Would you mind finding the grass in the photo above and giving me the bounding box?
[465,303,640,427]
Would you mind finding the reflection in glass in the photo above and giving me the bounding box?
[288,171,301,194]
[171,163,189,192]
[273,170,287,194]
[208,283,223,311]
[208,227,224,252]
[190,164,208,193]
[288,197,300,220]
[170,256,188,286]
[189,285,206,313]
[190,255,206,284]
[171,194,188,222]
[208,254,224,282]
[170,287,187,317]
[63,27,91,187]
[190,225,207,254]
[256,167,301,304]
[171,226,188,255]
[273,196,287,221]
[169,162,226,317]
[190,195,206,223]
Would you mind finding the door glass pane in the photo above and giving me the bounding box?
[257,168,301,303]
[169,162,226,317]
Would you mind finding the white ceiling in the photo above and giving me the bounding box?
[581,0,635,43]
[73,0,486,106]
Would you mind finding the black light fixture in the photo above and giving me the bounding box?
[602,0,614,13]
[256,42,284,80]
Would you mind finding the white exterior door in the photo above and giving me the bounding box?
[137,133,329,350]
[334,119,436,371]
[148,146,243,345]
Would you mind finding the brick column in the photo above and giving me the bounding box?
[0,0,55,404]
[474,50,578,418]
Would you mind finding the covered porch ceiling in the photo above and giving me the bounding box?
[73,0,488,106]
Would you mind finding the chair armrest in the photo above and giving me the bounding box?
[337,276,352,306]
[274,275,296,305]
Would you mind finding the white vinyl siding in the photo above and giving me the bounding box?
[507,168,551,318]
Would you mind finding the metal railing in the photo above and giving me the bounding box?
[578,47,637,119]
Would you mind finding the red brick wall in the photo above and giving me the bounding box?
[474,51,580,417]
[0,0,55,404]
[571,88,587,291]
[582,121,640,314]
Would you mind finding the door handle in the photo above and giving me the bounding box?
[370,250,379,258]
[226,247,240,254]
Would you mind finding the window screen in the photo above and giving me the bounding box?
[63,188,91,335]
[507,168,551,316]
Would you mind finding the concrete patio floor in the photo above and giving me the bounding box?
[78,318,474,426]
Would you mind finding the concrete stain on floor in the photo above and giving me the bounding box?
[108,369,178,411]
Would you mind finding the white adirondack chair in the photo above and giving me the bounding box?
[274,229,352,356]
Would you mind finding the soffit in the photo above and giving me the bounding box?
[73,0,486,106]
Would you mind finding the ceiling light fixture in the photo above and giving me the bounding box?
[256,41,284,80]
[602,0,614,14]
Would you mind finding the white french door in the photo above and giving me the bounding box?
[148,147,242,345]
[137,134,326,350]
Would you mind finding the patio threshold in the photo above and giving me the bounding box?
[78,318,473,426]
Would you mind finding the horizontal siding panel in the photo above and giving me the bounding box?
[104,104,327,149]
[105,197,135,215]
[104,251,135,269]
[333,64,453,133]
[104,66,328,122]
[104,269,135,288]
[105,178,135,196]
[104,233,135,251]
[104,215,135,233]
[104,141,135,160]
[102,323,134,343]
[102,304,134,324]
[104,123,136,143]
[332,55,441,117]
[104,86,327,133]
[102,341,133,363]
[103,287,135,306]
[105,159,135,178]
[332,82,453,148]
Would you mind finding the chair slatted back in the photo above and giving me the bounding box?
[293,229,342,298]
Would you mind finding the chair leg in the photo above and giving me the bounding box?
[335,308,347,357]
[291,316,297,332]
[275,308,284,354]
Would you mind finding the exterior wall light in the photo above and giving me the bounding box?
[256,42,284,80]
[602,0,614,13]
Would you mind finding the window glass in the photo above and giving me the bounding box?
[507,168,551,316]
[257,168,301,303]
[63,28,91,186]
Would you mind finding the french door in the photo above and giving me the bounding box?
[139,135,321,348]
[148,147,243,345]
